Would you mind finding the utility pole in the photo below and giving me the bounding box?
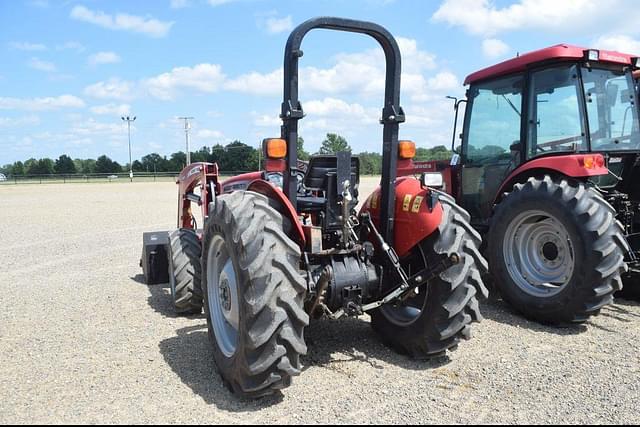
[121,115,136,182]
[178,117,194,165]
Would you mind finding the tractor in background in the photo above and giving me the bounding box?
[406,44,640,324]
[141,17,488,398]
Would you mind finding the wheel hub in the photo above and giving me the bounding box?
[219,277,232,311]
[504,210,575,298]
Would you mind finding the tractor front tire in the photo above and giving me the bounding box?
[371,191,489,358]
[202,191,308,398]
[168,228,203,315]
[488,176,628,324]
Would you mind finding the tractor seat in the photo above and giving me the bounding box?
[297,154,360,214]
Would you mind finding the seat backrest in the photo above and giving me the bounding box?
[304,155,359,191]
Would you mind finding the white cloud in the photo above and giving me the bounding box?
[84,78,135,101]
[432,0,601,36]
[594,35,640,55]
[70,5,174,38]
[143,64,225,100]
[208,0,238,5]
[28,57,57,72]
[0,95,85,111]
[195,129,224,139]
[56,41,85,52]
[226,68,282,96]
[482,38,510,59]
[226,37,437,100]
[8,41,46,51]
[170,0,189,8]
[265,15,293,34]
[88,51,121,66]
[0,115,41,128]
[90,103,131,116]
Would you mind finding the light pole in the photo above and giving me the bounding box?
[178,117,194,165]
[122,115,136,182]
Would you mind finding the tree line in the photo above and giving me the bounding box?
[0,133,452,176]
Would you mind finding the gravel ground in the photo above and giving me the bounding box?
[0,178,639,424]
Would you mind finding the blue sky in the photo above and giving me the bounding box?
[1,0,640,165]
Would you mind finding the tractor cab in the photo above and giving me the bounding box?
[455,45,640,224]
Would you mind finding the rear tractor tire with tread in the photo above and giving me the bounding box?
[488,176,628,324]
[168,228,203,315]
[202,190,308,398]
[371,191,489,359]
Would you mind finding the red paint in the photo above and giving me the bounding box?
[465,44,634,85]
[397,159,454,195]
[176,162,220,229]
[247,179,306,250]
[220,171,262,193]
[265,158,286,173]
[496,154,608,200]
[360,176,443,258]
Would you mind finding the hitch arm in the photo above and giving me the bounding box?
[360,213,460,312]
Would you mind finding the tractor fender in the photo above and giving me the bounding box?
[246,179,306,250]
[494,154,608,204]
[360,176,444,258]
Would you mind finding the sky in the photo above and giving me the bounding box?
[2,0,640,165]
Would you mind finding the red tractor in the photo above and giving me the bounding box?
[142,17,488,398]
[408,44,640,325]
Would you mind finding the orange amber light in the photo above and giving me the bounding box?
[398,140,416,159]
[263,138,287,159]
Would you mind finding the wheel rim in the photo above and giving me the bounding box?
[207,235,239,357]
[503,210,575,298]
[380,245,428,326]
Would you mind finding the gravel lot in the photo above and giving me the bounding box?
[1,178,639,424]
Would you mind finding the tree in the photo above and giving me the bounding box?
[140,153,169,172]
[95,155,122,174]
[415,145,451,161]
[190,146,211,163]
[74,158,96,174]
[219,141,258,172]
[358,152,382,175]
[54,155,77,174]
[26,158,54,175]
[297,136,310,161]
[319,133,351,154]
[168,152,186,171]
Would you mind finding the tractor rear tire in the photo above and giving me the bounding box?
[168,228,203,315]
[488,176,628,324]
[371,191,489,358]
[202,191,308,398]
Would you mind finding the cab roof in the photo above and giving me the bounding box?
[464,44,635,85]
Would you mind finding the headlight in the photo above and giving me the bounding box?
[421,172,444,190]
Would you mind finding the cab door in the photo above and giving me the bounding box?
[460,74,525,225]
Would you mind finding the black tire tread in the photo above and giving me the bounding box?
[489,175,628,324]
[169,228,203,315]
[204,191,308,398]
[372,191,489,358]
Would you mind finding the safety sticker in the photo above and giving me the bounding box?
[402,194,412,211]
[411,196,424,213]
[371,194,378,209]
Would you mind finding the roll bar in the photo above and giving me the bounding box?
[280,16,405,241]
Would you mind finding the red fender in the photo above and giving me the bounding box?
[495,154,608,202]
[246,179,306,250]
[359,176,443,258]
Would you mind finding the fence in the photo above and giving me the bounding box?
[0,171,256,185]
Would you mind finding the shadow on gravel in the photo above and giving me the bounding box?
[157,316,450,410]
[479,298,588,335]
[139,277,205,320]
[302,316,451,373]
[158,325,285,412]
